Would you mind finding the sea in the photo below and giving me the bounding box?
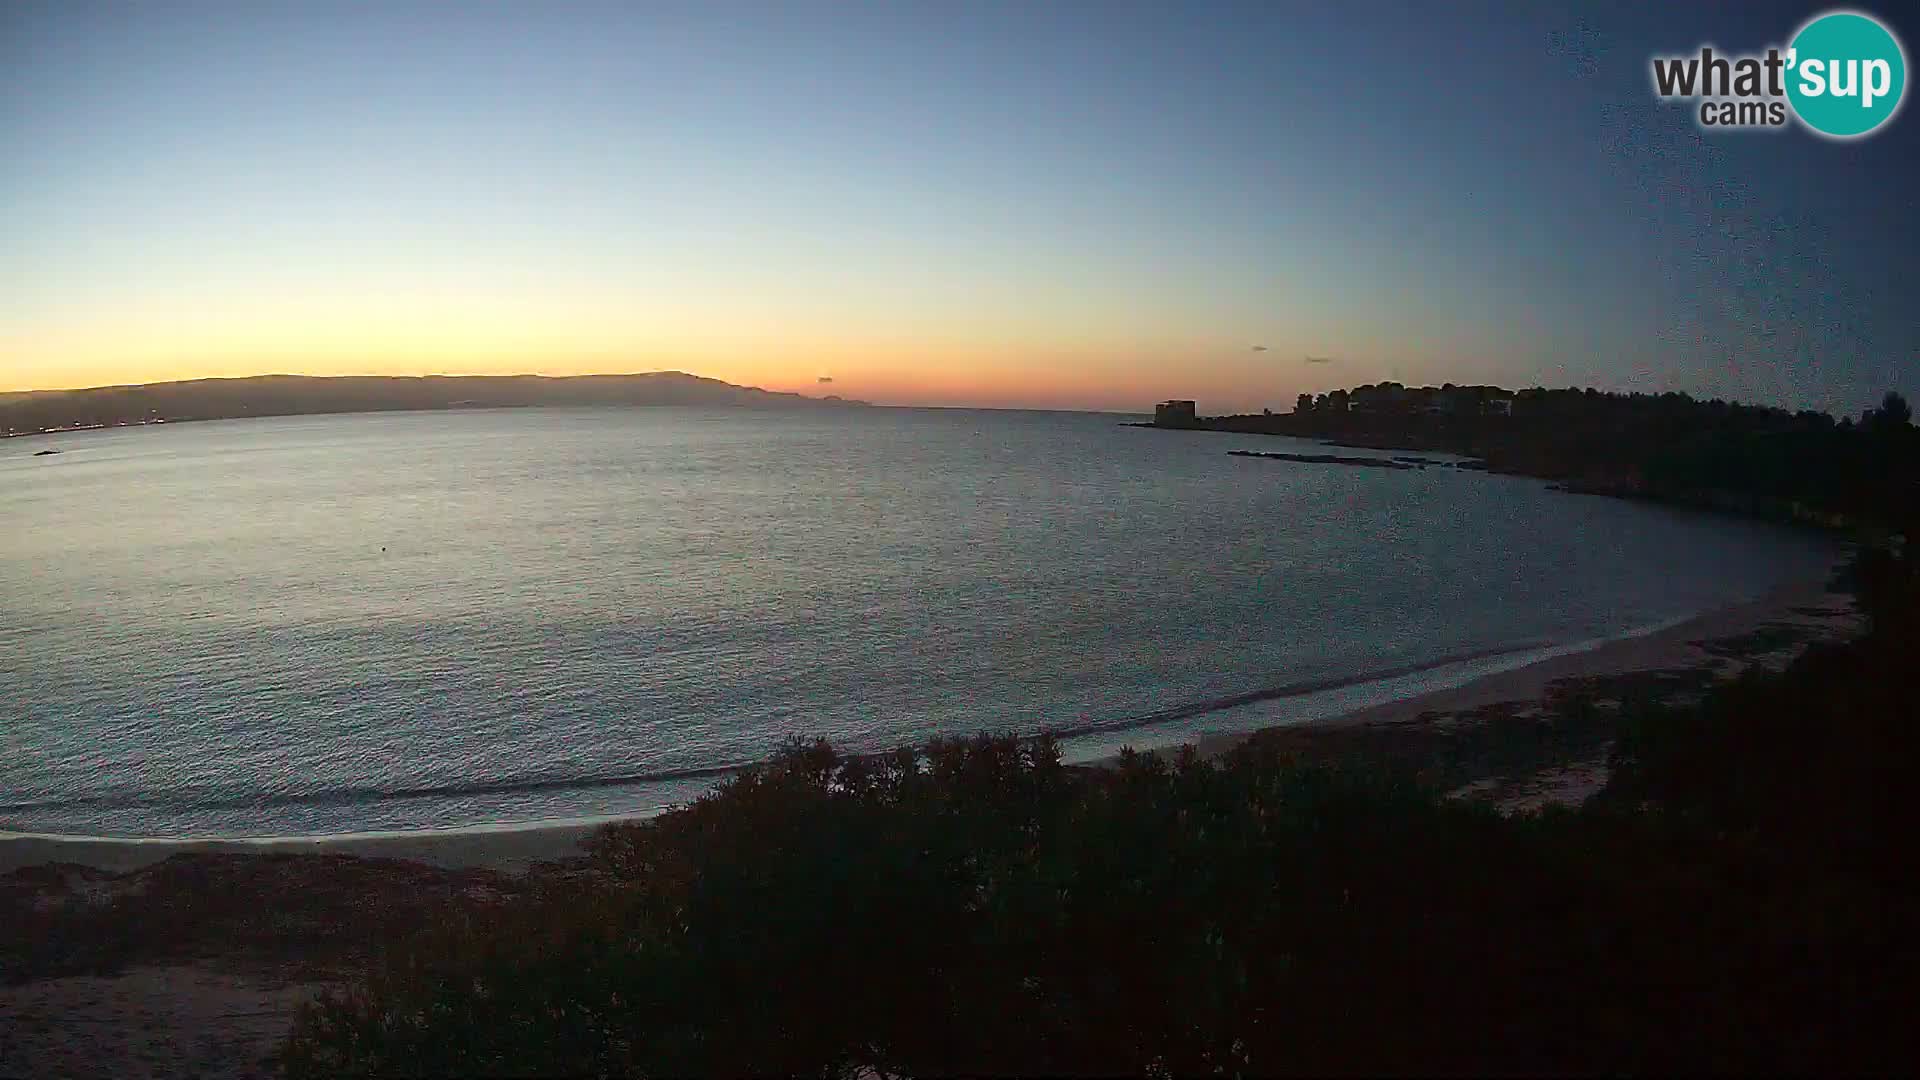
[1,407,1837,838]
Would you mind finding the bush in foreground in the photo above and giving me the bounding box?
[287,754,1906,1073]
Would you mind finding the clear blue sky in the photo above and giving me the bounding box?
[3,0,1915,414]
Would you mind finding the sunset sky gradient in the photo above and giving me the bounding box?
[4,1,1916,413]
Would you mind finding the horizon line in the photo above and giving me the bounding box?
[1,367,1874,420]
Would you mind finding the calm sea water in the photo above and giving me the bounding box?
[2,407,1835,837]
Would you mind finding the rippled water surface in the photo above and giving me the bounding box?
[1,408,1835,836]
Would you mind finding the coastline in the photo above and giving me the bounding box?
[0,559,1857,875]
[1161,558,1860,809]
[1215,567,1852,746]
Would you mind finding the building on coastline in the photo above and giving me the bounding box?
[1154,400,1197,427]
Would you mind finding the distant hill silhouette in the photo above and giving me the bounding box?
[0,372,867,436]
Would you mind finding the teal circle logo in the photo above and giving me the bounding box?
[1786,11,1907,138]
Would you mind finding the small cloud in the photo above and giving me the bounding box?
[1304,355,1336,364]
[1250,345,1269,352]
[817,376,834,384]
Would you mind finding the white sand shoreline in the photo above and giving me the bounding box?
[1,558,1856,875]
[1255,564,1850,734]
[1055,611,1705,766]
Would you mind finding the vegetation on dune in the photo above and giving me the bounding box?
[284,543,1918,1077]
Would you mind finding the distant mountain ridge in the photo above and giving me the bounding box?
[1,372,867,436]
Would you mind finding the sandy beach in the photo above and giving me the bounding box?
[1288,571,1850,729]
[1191,560,1858,766]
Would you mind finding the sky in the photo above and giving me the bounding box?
[3,1,1916,414]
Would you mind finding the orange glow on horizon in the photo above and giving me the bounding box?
[4,332,1390,414]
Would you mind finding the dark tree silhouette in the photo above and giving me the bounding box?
[1867,390,1912,431]
[1193,384,1920,530]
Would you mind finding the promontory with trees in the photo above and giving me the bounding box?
[1160,382,1919,532]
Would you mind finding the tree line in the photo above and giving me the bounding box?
[1206,385,1920,530]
